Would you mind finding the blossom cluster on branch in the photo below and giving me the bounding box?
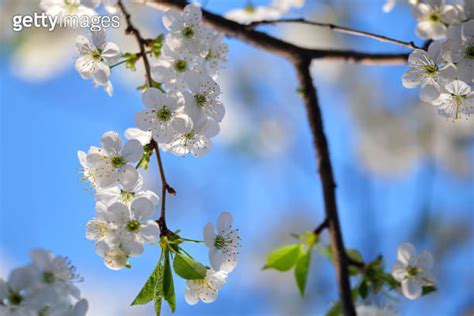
[392,0,473,119]
[0,249,88,316]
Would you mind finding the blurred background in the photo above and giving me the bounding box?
[0,0,473,315]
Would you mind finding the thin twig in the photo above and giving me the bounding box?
[118,0,175,235]
[294,57,355,316]
[248,18,419,50]
[146,0,409,65]
[314,218,329,235]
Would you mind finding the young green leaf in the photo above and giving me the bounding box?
[173,253,207,280]
[163,251,176,313]
[294,249,312,297]
[264,244,303,271]
[131,263,162,306]
[359,279,369,299]
[154,268,164,316]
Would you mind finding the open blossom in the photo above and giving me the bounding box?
[413,0,464,40]
[201,32,228,77]
[135,88,192,143]
[164,117,219,156]
[163,4,210,54]
[392,243,435,300]
[78,131,143,189]
[75,29,120,96]
[183,71,225,123]
[432,80,473,119]
[203,212,240,273]
[184,269,228,305]
[90,198,160,269]
[444,20,474,83]
[0,250,88,316]
[402,42,455,102]
[95,174,159,206]
[40,0,99,17]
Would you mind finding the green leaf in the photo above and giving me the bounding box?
[422,285,437,296]
[173,253,207,280]
[264,244,303,271]
[359,280,369,299]
[131,263,162,306]
[317,245,333,261]
[294,249,311,296]
[163,251,176,312]
[153,265,164,316]
[346,249,363,262]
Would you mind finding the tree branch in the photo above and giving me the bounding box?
[118,0,175,235]
[294,57,355,316]
[145,0,409,65]
[247,18,419,50]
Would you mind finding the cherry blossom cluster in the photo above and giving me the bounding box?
[78,131,161,270]
[225,0,306,24]
[0,249,88,316]
[386,0,473,120]
[133,4,228,157]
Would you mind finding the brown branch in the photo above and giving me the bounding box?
[118,0,175,235]
[145,0,408,65]
[248,18,419,50]
[294,57,355,316]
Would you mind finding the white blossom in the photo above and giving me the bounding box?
[79,131,143,189]
[183,71,225,123]
[203,212,240,273]
[164,117,219,156]
[125,128,152,146]
[443,20,474,83]
[135,88,193,143]
[413,0,464,40]
[95,175,159,206]
[40,0,99,17]
[432,80,473,119]
[90,198,160,270]
[184,269,228,305]
[75,29,120,96]
[0,250,87,316]
[402,42,455,102]
[392,243,435,300]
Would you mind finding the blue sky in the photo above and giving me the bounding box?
[1,0,473,315]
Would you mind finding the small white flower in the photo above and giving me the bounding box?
[356,305,399,316]
[135,88,193,143]
[225,5,281,24]
[75,29,120,96]
[0,267,36,309]
[392,243,435,300]
[413,0,464,40]
[432,80,473,119]
[203,212,240,273]
[86,202,116,244]
[96,244,129,270]
[163,5,209,54]
[444,20,474,83]
[183,71,225,123]
[402,42,455,102]
[201,32,228,78]
[103,199,160,256]
[95,175,160,206]
[40,0,99,17]
[164,117,219,156]
[80,131,143,189]
[184,269,228,305]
